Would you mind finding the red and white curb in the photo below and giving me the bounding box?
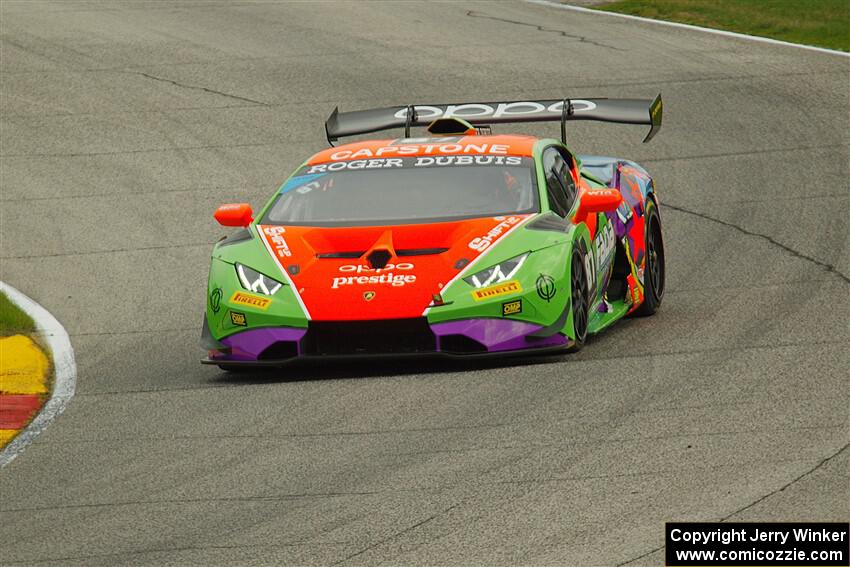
[0,282,76,468]
[525,0,850,58]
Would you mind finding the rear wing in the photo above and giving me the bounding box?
[325,95,662,145]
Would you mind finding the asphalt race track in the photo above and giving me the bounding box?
[1,2,848,565]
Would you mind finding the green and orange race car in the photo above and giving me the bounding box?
[202,96,665,368]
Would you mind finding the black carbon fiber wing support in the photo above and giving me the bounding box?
[324,94,662,144]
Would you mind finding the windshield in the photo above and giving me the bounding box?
[262,155,538,226]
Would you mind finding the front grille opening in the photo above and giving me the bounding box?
[303,318,436,355]
[258,341,299,360]
[438,334,487,354]
[367,248,392,269]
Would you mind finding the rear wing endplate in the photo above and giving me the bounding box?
[325,94,662,145]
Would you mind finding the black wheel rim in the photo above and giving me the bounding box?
[571,254,588,341]
[646,217,664,301]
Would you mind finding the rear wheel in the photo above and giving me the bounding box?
[566,247,589,352]
[634,199,665,316]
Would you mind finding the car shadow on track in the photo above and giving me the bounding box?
[207,351,571,386]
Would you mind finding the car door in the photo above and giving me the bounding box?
[542,145,618,304]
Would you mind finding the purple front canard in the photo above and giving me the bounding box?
[219,327,307,360]
[431,318,566,352]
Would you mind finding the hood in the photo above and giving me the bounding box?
[256,215,530,320]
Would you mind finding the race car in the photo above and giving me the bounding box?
[202,96,665,368]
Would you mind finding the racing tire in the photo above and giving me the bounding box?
[634,198,665,316]
[566,246,590,353]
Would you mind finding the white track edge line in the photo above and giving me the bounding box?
[0,281,76,468]
[523,0,850,58]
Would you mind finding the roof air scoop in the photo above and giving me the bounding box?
[427,117,478,137]
[367,248,392,270]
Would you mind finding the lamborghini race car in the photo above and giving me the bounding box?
[201,96,665,368]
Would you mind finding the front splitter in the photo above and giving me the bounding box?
[204,317,570,366]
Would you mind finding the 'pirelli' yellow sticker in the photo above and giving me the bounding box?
[471,280,522,301]
[230,291,271,310]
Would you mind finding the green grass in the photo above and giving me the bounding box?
[0,292,36,337]
[598,0,850,52]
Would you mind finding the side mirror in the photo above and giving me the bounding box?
[214,203,254,227]
[573,189,622,224]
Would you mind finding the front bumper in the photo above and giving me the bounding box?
[202,317,568,366]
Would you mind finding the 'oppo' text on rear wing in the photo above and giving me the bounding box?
[325,95,662,144]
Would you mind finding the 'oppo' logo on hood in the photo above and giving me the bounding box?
[338,263,414,273]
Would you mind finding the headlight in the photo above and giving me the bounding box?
[235,264,283,295]
[463,253,528,288]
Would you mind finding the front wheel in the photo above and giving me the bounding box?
[634,199,665,316]
[566,246,589,352]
